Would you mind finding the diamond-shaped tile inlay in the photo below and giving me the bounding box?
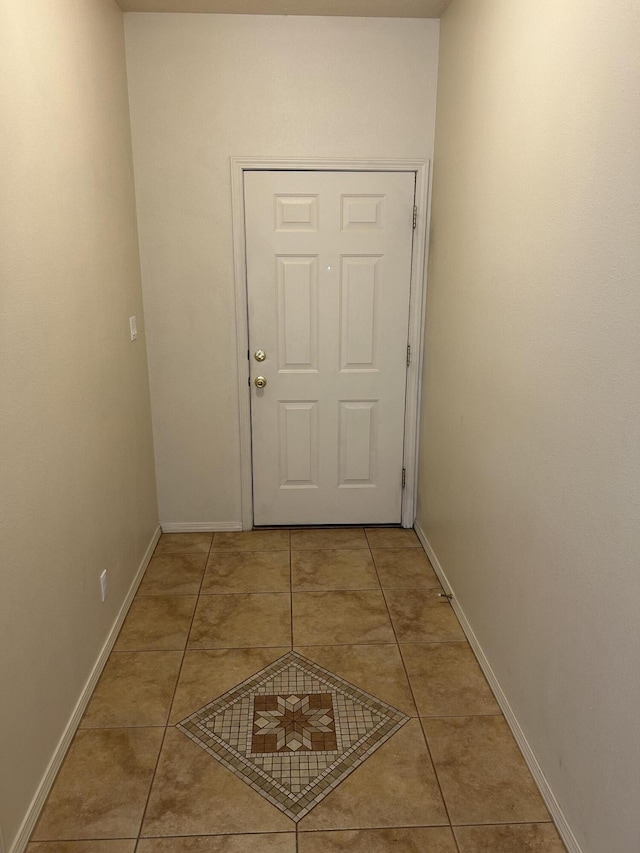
[177,651,408,820]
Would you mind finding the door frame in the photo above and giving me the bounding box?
[230,157,431,530]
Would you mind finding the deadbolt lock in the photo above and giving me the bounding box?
[254,376,267,389]
[254,349,266,362]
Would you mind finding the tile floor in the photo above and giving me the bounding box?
[29,528,567,852]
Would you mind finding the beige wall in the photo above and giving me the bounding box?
[418,1,640,851]
[124,13,440,527]
[0,1,158,848]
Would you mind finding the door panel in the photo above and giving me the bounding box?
[278,401,318,488]
[340,256,380,370]
[245,170,414,526]
[276,256,318,370]
[339,401,377,486]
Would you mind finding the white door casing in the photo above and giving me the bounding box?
[245,169,414,526]
[231,158,431,530]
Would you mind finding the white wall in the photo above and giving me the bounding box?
[0,1,158,848]
[417,1,640,851]
[124,13,440,527]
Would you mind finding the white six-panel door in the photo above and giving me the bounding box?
[245,170,415,526]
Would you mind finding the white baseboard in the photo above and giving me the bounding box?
[8,524,162,853]
[413,520,582,853]
[160,521,243,533]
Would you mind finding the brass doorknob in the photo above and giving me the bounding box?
[254,376,267,389]
[254,349,266,362]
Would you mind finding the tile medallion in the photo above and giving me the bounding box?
[177,651,408,821]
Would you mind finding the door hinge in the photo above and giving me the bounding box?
[406,344,411,367]
[413,206,417,229]
[402,468,406,488]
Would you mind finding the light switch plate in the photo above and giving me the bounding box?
[129,315,138,341]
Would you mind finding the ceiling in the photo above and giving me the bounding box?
[116,0,451,17]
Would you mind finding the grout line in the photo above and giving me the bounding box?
[275,638,452,648]
[278,535,432,829]
[194,640,393,650]
[450,819,555,828]
[209,551,291,555]
[76,724,168,731]
[290,546,371,552]
[291,586,382,594]
[419,711,503,719]
[297,824,451,834]
[371,538,462,853]
[27,823,557,846]
[184,643,293,651]
[290,589,388,597]
[176,590,293,597]
[112,633,471,656]
[296,821,553,835]
[296,740,300,853]
[150,550,212,557]
[105,648,189,654]
[397,639,469,645]
[287,534,379,821]
[289,536,294,650]
[134,532,217,844]
[30,836,139,845]
[113,645,188,653]
[364,546,424,550]
[121,830,301,851]
[137,830,297,840]
[39,827,304,841]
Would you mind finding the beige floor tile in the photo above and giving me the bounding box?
[454,823,566,852]
[401,643,500,717]
[114,596,197,651]
[188,593,291,649]
[169,647,289,724]
[81,651,182,728]
[27,844,136,852]
[372,548,441,589]
[202,550,290,594]
[141,728,292,836]
[154,533,212,556]
[32,728,163,840]
[298,719,447,830]
[138,554,206,596]
[211,530,290,551]
[296,643,416,716]
[293,591,394,646]
[385,589,466,642]
[29,519,564,852]
[423,716,550,825]
[291,528,367,550]
[299,827,457,852]
[292,549,379,591]
[137,836,296,852]
[365,528,421,549]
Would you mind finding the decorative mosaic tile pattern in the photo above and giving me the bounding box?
[177,651,408,820]
[252,692,337,753]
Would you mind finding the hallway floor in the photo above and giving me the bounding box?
[29,529,566,852]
